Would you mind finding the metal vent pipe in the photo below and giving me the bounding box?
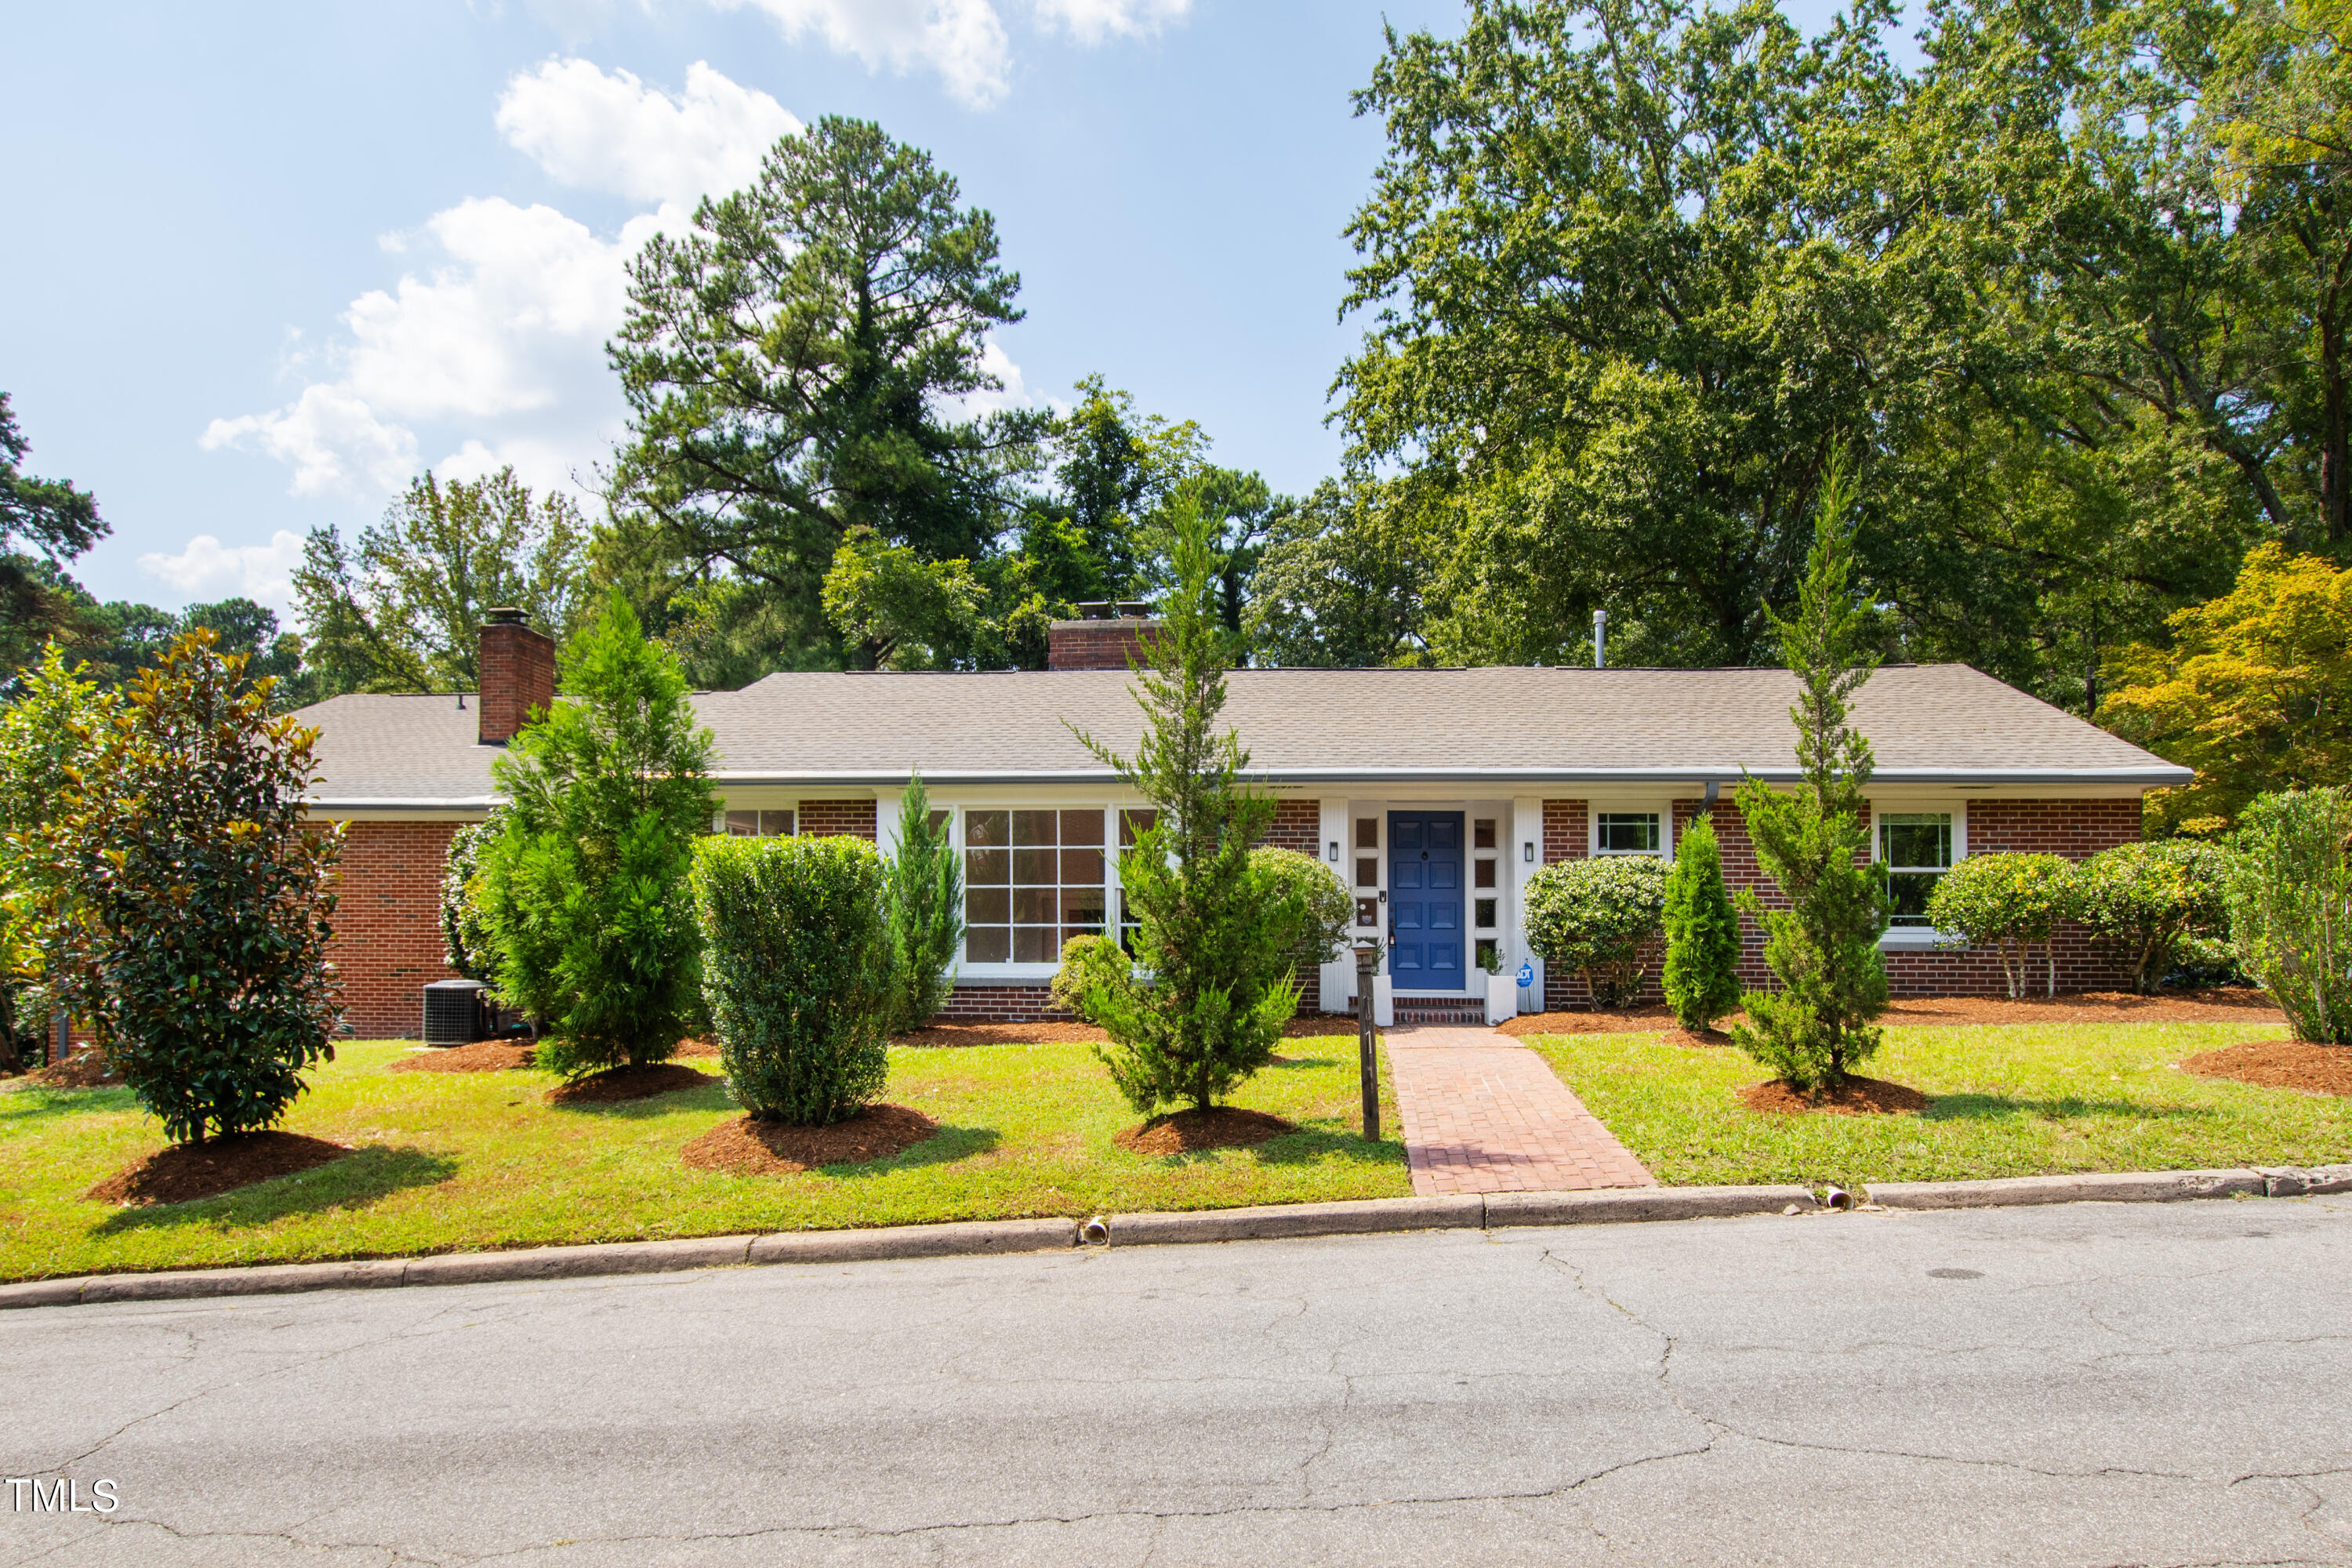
[1593,608,1608,669]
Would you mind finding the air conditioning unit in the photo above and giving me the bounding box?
[422,979,491,1046]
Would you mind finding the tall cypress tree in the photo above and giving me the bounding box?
[1661,812,1743,1030]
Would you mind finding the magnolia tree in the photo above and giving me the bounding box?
[0,644,111,1072]
[45,631,342,1143]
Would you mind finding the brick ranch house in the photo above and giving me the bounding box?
[299,611,2192,1039]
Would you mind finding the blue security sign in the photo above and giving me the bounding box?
[1516,960,1535,989]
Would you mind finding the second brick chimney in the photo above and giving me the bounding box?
[1047,601,1162,670]
[477,607,556,746]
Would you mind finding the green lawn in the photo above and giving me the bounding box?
[0,1038,1405,1283]
[1526,1019,2350,1192]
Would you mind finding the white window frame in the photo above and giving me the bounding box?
[954,803,1122,978]
[1874,801,1967,948]
[1591,809,1671,858]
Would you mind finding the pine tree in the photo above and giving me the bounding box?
[1661,812,1743,1029]
[1064,488,1302,1115]
[1730,459,1891,1092]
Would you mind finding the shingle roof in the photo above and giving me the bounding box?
[297,664,2190,808]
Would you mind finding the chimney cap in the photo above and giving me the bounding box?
[485,606,526,626]
[1071,600,1152,621]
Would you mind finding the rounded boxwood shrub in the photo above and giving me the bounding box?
[1250,846,1353,970]
[1923,851,2072,999]
[689,834,895,1125]
[2072,839,2232,995]
[1525,855,1671,1008]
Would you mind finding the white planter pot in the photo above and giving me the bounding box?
[1486,971,1519,1026]
[1374,975,1394,1029]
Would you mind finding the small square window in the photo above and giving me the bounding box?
[1475,897,1497,929]
[1356,818,1380,849]
[1356,897,1380,927]
[1120,808,1159,846]
[1596,813,1661,855]
[1474,818,1496,849]
[1356,856,1379,887]
[1473,859,1497,888]
[1475,938,1500,971]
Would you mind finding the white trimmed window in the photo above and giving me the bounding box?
[1879,812,1955,927]
[723,808,795,837]
[963,808,1108,964]
[1595,812,1662,855]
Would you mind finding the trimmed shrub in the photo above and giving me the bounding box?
[1661,813,1741,1029]
[45,630,341,1144]
[439,811,506,984]
[1923,852,2071,999]
[2071,839,2231,994]
[1250,846,1353,971]
[2225,788,2352,1043]
[476,597,714,1078]
[884,774,962,1032]
[690,834,894,1123]
[1525,855,1670,1008]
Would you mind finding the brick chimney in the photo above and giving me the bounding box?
[1047,601,1161,670]
[477,607,556,746]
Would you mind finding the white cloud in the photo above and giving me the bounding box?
[136,529,308,618]
[719,0,1012,107]
[495,57,798,205]
[1032,0,1189,45]
[201,384,419,496]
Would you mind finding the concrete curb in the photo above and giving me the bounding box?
[1864,1168,2268,1210]
[6,1164,2347,1311]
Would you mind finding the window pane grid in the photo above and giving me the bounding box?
[723,808,795,837]
[965,808,1109,964]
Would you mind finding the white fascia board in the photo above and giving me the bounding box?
[703,765,2194,789]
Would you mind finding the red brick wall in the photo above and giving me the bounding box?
[800,799,878,840]
[1046,620,1162,670]
[1536,796,2144,1007]
[938,985,1071,1022]
[1261,799,1321,855]
[477,619,555,746]
[328,820,464,1039]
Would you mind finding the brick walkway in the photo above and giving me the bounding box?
[1385,1025,1656,1197]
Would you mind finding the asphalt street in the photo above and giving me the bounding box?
[4,1197,2350,1567]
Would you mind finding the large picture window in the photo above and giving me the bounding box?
[723,808,794,837]
[964,809,1107,964]
[1880,812,1954,927]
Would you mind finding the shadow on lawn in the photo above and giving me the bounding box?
[93,1145,458,1235]
[830,1123,1002,1177]
[1137,1123,1402,1169]
[1920,1093,2221,1123]
[0,1085,140,1123]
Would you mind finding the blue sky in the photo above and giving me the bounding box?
[2,0,1874,625]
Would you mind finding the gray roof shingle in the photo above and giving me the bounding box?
[297,664,2189,808]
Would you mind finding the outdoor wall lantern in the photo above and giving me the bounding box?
[1327,840,1339,862]
[1523,841,1535,862]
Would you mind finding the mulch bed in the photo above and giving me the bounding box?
[681,1105,938,1174]
[1115,1106,1298,1155]
[2180,1038,2352,1098]
[895,1014,1362,1048]
[3,1051,124,1091]
[1739,1076,1930,1116]
[390,1040,535,1074]
[85,1131,352,1207]
[544,1063,717,1105]
[1501,989,2283,1038]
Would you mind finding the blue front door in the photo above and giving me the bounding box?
[1388,811,1465,990]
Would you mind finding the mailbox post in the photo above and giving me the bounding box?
[1352,938,1381,1141]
